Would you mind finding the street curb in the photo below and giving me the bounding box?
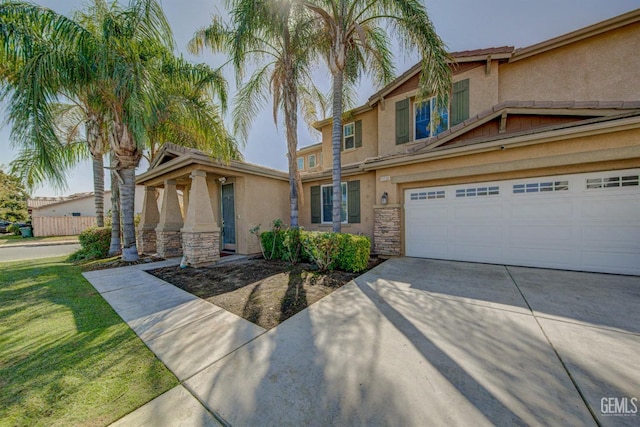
[0,240,80,248]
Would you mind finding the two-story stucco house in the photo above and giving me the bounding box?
[137,10,640,273]
[296,9,640,275]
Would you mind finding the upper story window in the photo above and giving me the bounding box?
[297,157,304,170]
[415,97,449,140]
[308,154,317,168]
[343,122,355,150]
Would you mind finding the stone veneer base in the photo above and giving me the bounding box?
[137,228,157,254]
[182,231,220,267]
[156,230,183,258]
[374,206,401,256]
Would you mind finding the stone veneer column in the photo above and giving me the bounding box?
[181,170,220,267]
[137,186,159,254]
[155,179,184,258]
[373,204,402,256]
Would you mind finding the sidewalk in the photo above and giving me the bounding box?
[83,255,259,426]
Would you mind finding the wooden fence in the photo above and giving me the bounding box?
[32,216,97,237]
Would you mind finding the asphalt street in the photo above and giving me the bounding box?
[0,243,81,263]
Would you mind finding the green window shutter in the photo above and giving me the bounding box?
[451,79,470,126]
[311,185,321,224]
[347,180,360,223]
[395,99,410,144]
[355,120,362,148]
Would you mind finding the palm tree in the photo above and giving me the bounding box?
[302,0,452,231]
[0,0,238,261]
[190,0,324,228]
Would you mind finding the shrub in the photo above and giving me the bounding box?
[334,233,371,273]
[300,231,340,271]
[8,224,21,236]
[68,227,112,261]
[257,220,371,273]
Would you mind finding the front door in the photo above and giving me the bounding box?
[221,183,236,251]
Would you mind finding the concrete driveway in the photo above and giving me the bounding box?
[98,257,640,426]
[181,258,639,427]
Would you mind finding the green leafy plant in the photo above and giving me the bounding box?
[7,224,21,236]
[68,227,112,261]
[334,233,371,273]
[300,231,340,272]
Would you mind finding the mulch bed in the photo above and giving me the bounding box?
[148,258,383,330]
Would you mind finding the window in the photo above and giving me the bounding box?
[297,157,304,170]
[513,181,568,194]
[311,181,360,224]
[455,186,499,198]
[343,122,355,150]
[587,175,639,189]
[415,97,449,140]
[321,183,347,223]
[308,154,316,168]
[410,190,445,201]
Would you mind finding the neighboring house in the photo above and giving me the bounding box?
[295,9,640,275]
[30,189,144,218]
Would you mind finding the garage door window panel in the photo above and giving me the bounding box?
[513,181,568,194]
[587,175,639,189]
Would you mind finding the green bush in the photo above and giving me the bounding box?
[68,227,112,261]
[7,224,21,236]
[260,228,371,273]
[334,233,371,273]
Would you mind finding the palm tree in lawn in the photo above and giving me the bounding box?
[189,0,324,228]
[301,0,452,232]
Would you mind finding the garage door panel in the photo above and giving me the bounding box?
[404,168,640,275]
[508,226,573,245]
[582,227,640,249]
[510,200,573,219]
[453,203,501,219]
[581,197,640,221]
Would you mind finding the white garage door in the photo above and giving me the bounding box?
[405,169,640,275]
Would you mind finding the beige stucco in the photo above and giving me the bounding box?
[299,172,376,239]
[319,108,379,170]
[500,23,640,102]
[373,127,640,204]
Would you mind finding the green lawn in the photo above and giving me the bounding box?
[0,257,178,426]
[0,235,79,245]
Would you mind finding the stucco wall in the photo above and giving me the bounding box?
[236,175,290,254]
[373,127,640,204]
[499,23,640,102]
[299,147,324,173]
[319,108,378,169]
[299,172,376,239]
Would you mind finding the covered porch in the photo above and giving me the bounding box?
[136,143,289,267]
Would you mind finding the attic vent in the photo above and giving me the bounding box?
[455,186,499,198]
[586,175,639,189]
[513,181,568,194]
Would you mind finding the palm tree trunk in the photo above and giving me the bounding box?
[92,153,104,227]
[331,70,344,232]
[284,56,299,228]
[108,153,121,257]
[119,166,139,261]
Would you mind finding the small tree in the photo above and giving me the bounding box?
[0,168,28,222]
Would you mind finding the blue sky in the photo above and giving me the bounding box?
[1,0,638,196]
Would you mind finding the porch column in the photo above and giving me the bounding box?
[155,179,184,258]
[137,186,160,254]
[181,170,220,267]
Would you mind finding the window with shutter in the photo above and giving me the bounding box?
[396,99,410,144]
[451,79,469,126]
[311,186,321,223]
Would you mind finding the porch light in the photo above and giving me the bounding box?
[381,192,388,205]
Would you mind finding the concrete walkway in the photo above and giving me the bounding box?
[83,257,640,427]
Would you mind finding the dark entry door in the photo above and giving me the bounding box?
[221,183,236,250]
